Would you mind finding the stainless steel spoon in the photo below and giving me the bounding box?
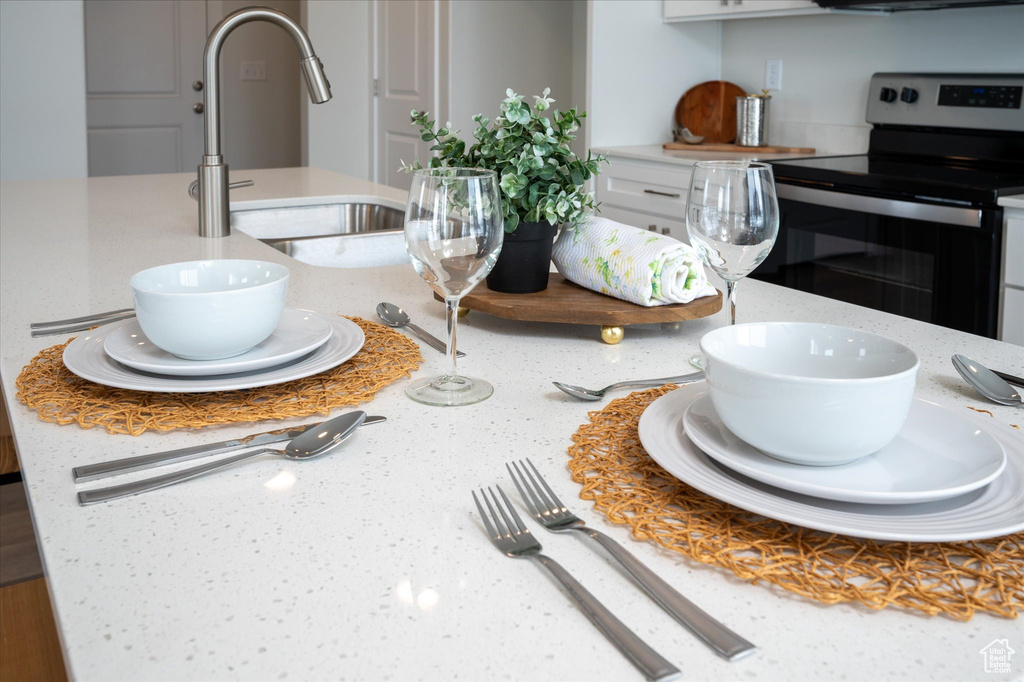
[952,354,1023,407]
[78,411,368,505]
[554,371,705,401]
[376,302,465,358]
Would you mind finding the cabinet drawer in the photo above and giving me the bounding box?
[596,205,690,244]
[598,157,692,220]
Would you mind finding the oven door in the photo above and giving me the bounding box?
[752,184,1002,338]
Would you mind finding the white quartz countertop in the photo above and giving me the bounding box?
[592,144,829,167]
[999,193,1024,210]
[1,167,1023,682]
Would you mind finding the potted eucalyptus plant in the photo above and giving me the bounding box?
[404,88,606,293]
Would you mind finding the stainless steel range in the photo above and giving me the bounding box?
[755,72,1024,339]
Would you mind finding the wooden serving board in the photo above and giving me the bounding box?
[664,142,816,154]
[450,275,722,326]
[675,81,746,144]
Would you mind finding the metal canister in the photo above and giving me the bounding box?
[736,92,771,147]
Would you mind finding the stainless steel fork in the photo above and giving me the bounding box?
[472,486,680,682]
[507,459,757,662]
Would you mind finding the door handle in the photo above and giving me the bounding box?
[193,102,204,114]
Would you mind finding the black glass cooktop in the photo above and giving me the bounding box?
[770,154,1024,207]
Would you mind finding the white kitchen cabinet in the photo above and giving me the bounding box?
[663,0,825,22]
[596,154,692,242]
[999,211,1024,345]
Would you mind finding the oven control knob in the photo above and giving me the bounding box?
[879,87,897,103]
[900,87,919,104]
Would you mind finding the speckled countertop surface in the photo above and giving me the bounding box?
[999,194,1024,210]
[1,168,1022,682]
[591,144,829,166]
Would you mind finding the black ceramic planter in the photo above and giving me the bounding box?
[486,221,558,293]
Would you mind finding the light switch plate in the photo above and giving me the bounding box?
[765,60,783,91]
[241,61,267,81]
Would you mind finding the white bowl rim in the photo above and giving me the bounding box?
[130,259,290,296]
[700,321,920,385]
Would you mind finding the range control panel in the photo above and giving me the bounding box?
[937,84,1022,109]
[866,73,1024,132]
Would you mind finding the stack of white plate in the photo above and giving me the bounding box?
[62,308,364,393]
[638,383,1024,542]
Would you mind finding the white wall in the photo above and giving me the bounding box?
[0,0,88,182]
[589,0,722,148]
[721,5,1024,152]
[448,0,577,139]
[304,0,372,179]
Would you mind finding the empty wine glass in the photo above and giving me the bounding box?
[404,168,504,406]
[686,160,779,369]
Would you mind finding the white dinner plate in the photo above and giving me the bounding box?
[683,394,1007,505]
[638,383,1024,542]
[63,312,363,393]
[103,308,334,377]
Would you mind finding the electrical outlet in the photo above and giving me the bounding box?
[241,61,267,81]
[765,59,783,91]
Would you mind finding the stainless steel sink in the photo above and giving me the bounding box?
[231,200,408,268]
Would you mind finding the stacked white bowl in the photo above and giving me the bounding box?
[130,260,290,361]
[700,322,920,466]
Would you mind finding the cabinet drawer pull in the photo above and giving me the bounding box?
[643,189,681,198]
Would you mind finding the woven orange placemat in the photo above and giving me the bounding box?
[15,316,421,436]
[567,385,1024,621]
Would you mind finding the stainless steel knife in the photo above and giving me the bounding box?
[72,414,386,483]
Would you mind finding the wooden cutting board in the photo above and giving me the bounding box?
[675,81,746,144]
[663,142,817,154]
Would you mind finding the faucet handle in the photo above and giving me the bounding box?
[188,179,255,201]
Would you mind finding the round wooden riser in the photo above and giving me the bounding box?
[448,275,723,344]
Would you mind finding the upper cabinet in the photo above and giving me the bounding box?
[663,0,826,21]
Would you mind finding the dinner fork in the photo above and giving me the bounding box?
[507,459,756,662]
[472,486,680,682]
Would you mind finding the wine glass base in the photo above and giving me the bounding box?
[405,374,494,407]
[689,354,704,371]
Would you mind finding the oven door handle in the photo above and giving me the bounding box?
[777,184,984,229]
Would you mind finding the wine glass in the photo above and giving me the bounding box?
[686,160,779,367]
[404,168,504,406]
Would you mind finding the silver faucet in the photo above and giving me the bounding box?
[193,6,331,238]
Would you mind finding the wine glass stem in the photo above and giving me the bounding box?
[444,296,459,380]
[726,280,738,326]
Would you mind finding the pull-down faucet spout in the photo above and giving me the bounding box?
[196,6,332,238]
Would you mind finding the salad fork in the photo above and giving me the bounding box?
[472,486,680,682]
[507,459,756,662]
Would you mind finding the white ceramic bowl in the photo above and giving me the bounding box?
[130,260,289,360]
[700,322,919,466]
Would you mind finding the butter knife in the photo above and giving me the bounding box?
[72,414,386,483]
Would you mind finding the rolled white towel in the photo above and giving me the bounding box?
[552,217,717,307]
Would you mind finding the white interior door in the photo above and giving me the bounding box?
[85,0,207,176]
[373,0,448,191]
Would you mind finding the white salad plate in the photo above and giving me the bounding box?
[103,308,333,377]
[638,383,1024,542]
[683,394,1007,505]
[63,313,363,393]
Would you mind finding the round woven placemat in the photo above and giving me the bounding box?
[15,316,421,436]
[567,385,1024,621]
